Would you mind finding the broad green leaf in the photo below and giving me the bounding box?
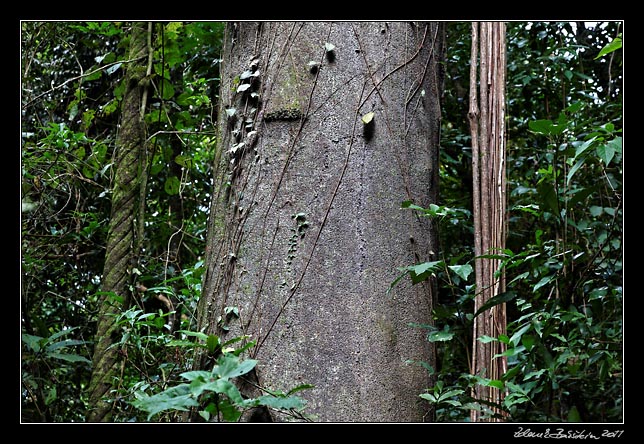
[566,157,586,186]
[440,389,465,399]
[195,378,245,404]
[448,264,473,281]
[529,119,564,136]
[215,398,243,422]
[419,393,438,403]
[166,339,204,348]
[427,328,454,342]
[509,323,532,347]
[595,35,622,59]
[533,275,554,292]
[401,200,425,212]
[574,136,597,158]
[361,112,375,124]
[408,260,444,284]
[473,291,517,318]
[164,175,180,195]
[214,354,258,380]
[477,335,498,344]
[48,327,80,342]
[132,385,197,420]
[159,78,175,100]
[176,330,209,342]
[206,334,220,354]
[488,380,504,390]
[45,387,57,405]
[567,405,581,422]
[493,345,525,359]
[521,334,536,351]
[568,186,598,208]
[47,352,91,363]
[537,181,560,214]
[46,339,89,352]
[596,142,616,166]
[256,394,306,410]
[22,333,45,353]
[180,370,211,382]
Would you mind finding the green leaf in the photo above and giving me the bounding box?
[164,175,181,195]
[488,380,505,390]
[473,291,517,318]
[566,158,586,186]
[574,136,597,158]
[477,335,498,344]
[533,275,554,292]
[521,334,536,351]
[132,384,197,421]
[537,181,560,214]
[47,352,91,363]
[567,405,581,422]
[361,111,374,124]
[45,387,57,405]
[408,260,444,284]
[448,264,473,281]
[256,394,306,410]
[22,333,45,353]
[214,354,258,380]
[493,345,525,359]
[176,330,209,342]
[180,370,211,381]
[419,393,438,403]
[159,78,175,100]
[529,119,564,136]
[568,186,598,208]
[287,384,315,396]
[46,338,89,352]
[195,378,245,404]
[206,334,220,354]
[215,398,243,422]
[167,339,203,348]
[427,326,454,342]
[595,35,622,59]
[509,322,532,347]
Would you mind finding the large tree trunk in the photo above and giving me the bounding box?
[197,21,443,422]
[86,22,149,422]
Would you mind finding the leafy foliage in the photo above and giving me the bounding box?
[131,336,310,422]
[393,22,622,422]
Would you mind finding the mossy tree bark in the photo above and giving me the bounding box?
[86,22,149,422]
[197,22,444,422]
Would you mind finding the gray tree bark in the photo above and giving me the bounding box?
[197,21,444,422]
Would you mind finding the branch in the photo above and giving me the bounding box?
[22,55,147,110]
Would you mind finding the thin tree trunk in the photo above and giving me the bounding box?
[468,21,508,422]
[196,21,443,422]
[86,21,149,423]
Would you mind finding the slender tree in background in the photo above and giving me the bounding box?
[194,21,444,422]
[467,21,508,422]
[86,22,151,422]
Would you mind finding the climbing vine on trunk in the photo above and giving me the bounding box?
[468,21,508,422]
[86,21,151,423]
